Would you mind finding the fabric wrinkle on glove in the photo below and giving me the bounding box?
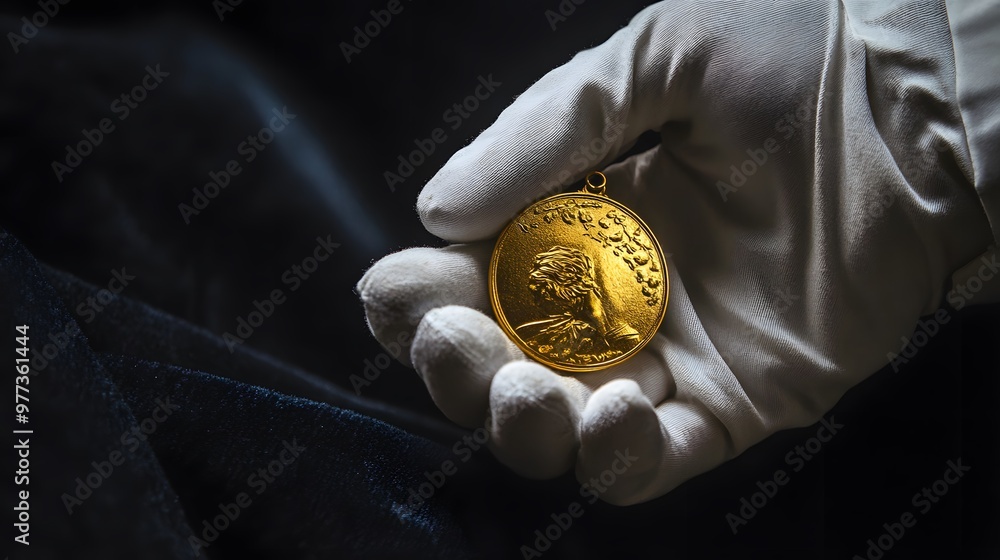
[358,0,998,505]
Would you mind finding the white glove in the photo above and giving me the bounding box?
[357,0,997,505]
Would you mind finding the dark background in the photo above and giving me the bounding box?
[2,0,997,558]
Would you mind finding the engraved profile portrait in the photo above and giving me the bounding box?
[515,245,639,363]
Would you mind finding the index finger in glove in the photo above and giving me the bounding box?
[356,243,492,366]
[417,3,704,243]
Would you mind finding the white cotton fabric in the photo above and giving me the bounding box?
[945,0,1000,303]
[359,0,998,505]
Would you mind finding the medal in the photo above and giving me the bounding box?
[489,171,669,373]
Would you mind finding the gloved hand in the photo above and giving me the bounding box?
[357,0,996,505]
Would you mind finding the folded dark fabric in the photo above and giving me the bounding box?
[3,230,478,559]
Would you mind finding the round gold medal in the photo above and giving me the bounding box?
[489,171,669,373]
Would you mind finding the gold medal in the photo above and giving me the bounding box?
[489,171,668,373]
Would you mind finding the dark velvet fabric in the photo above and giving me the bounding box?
[3,2,998,559]
[3,234,474,559]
